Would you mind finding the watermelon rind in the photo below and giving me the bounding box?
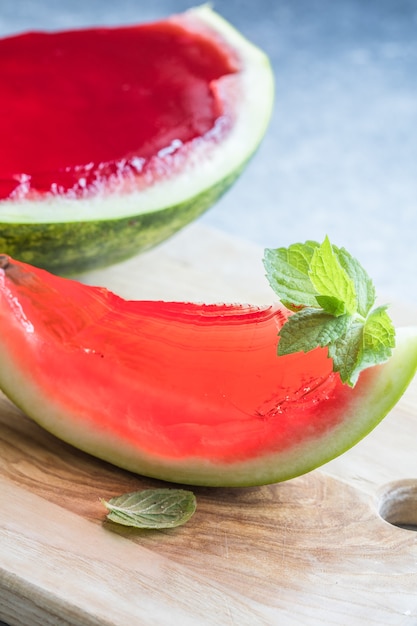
[0,171,240,275]
[0,6,274,275]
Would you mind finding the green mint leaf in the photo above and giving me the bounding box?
[278,308,351,355]
[284,240,320,274]
[328,321,365,386]
[359,305,396,368]
[101,488,197,529]
[263,235,396,387]
[263,242,319,311]
[309,236,357,315]
[315,295,349,317]
[329,307,396,386]
[334,246,376,317]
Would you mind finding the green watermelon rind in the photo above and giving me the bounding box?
[0,167,242,275]
[0,6,274,274]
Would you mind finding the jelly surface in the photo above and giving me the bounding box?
[0,257,348,462]
[0,20,237,199]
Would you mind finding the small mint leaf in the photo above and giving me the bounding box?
[315,295,348,317]
[335,246,376,317]
[328,307,395,385]
[361,305,396,366]
[309,236,357,315]
[102,489,197,529]
[263,244,319,311]
[285,240,320,274]
[278,309,351,356]
[328,321,364,386]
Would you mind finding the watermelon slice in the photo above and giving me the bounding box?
[0,254,416,487]
[0,6,273,274]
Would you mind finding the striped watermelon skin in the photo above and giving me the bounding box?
[0,169,241,275]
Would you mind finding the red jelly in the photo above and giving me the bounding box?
[0,20,238,199]
[0,254,341,461]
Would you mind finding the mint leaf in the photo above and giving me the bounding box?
[263,236,396,386]
[360,305,396,367]
[309,236,357,315]
[285,240,320,275]
[278,309,351,355]
[328,321,365,386]
[334,246,376,317]
[315,295,349,317]
[329,307,396,385]
[263,242,319,311]
[102,488,196,529]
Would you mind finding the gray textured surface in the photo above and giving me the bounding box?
[1,0,417,307]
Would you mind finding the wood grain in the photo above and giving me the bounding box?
[0,224,416,625]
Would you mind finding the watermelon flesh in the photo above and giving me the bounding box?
[0,18,236,200]
[0,254,416,486]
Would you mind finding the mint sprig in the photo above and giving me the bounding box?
[263,236,395,386]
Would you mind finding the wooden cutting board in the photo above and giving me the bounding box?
[0,224,416,626]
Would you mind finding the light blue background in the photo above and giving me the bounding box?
[1,0,417,306]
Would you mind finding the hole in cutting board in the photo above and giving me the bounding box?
[378,480,417,531]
